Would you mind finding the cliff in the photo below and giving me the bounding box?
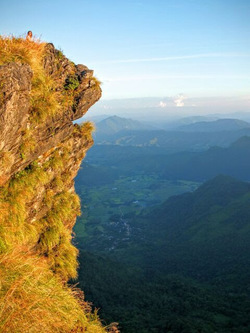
[0,36,106,332]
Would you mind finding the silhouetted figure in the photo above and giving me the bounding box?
[26,31,33,41]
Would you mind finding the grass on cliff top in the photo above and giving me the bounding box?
[0,35,101,138]
[0,35,45,70]
[0,36,60,122]
[0,36,101,125]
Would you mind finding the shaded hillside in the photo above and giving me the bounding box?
[76,162,120,186]
[77,250,250,333]
[83,136,250,182]
[76,175,250,333]
[0,36,106,332]
[114,175,250,281]
[160,136,250,181]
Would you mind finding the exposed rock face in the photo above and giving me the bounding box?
[0,63,32,183]
[0,43,101,186]
[0,42,102,260]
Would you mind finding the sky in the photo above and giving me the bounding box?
[1,0,250,114]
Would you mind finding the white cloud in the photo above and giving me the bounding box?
[174,94,186,107]
[159,101,167,108]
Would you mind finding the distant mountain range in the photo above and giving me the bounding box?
[89,97,250,121]
[163,115,219,129]
[177,118,250,132]
[93,115,250,151]
[94,115,154,137]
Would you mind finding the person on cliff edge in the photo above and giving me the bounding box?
[26,31,33,41]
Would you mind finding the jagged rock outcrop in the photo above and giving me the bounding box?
[0,43,101,185]
[0,38,105,333]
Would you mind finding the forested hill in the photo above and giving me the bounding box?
[117,175,250,280]
[77,175,250,332]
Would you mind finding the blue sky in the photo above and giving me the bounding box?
[1,0,250,112]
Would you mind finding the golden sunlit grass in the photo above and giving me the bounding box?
[76,121,96,142]
[0,36,60,124]
[0,35,45,69]
[0,36,101,125]
[0,141,105,332]
[0,144,79,275]
[0,249,105,333]
[36,190,81,281]
[90,76,102,88]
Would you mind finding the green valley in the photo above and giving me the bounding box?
[75,172,200,251]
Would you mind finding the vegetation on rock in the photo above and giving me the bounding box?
[0,36,105,332]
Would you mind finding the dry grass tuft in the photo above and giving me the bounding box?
[0,35,45,69]
[75,121,96,142]
[0,36,61,124]
[0,248,106,333]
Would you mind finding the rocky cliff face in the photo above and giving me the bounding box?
[0,37,105,332]
[0,43,101,185]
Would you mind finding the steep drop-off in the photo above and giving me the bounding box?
[0,37,107,332]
